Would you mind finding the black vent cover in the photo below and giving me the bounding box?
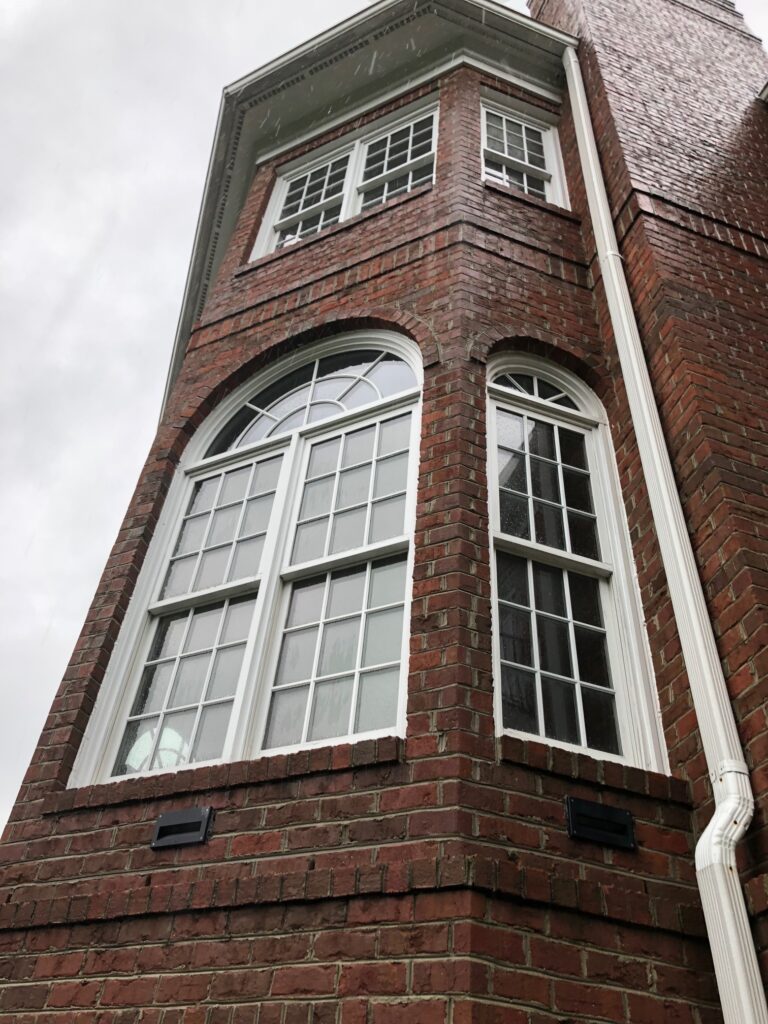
[565,796,636,850]
[151,806,214,849]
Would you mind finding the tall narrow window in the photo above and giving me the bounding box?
[488,359,665,769]
[72,334,421,786]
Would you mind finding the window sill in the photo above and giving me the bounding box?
[45,736,403,815]
[235,183,434,278]
[482,177,580,223]
[498,734,691,806]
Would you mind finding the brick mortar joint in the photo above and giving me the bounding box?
[0,852,707,939]
[38,737,404,817]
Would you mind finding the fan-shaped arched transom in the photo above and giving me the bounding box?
[492,371,579,410]
[207,350,418,456]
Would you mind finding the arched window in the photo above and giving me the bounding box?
[72,333,422,784]
[488,356,665,770]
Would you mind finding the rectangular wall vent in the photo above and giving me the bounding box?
[565,796,636,850]
[151,806,214,849]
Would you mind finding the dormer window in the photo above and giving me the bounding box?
[251,104,438,259]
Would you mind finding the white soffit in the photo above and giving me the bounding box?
[161,0,577,413]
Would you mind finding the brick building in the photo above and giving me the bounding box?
[2,0,768,1020]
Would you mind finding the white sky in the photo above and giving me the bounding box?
[1,0,766,832]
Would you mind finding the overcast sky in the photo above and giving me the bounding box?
[1,0,766,833]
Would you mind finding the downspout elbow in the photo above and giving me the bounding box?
[695,762,753,873]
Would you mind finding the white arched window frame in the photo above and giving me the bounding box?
[69,331,423,787]
[487,354,667,772]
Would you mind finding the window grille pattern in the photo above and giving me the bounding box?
[292,413,411,565]
[162,455,282,599]
[483,110,548,199]
[359,114,436,209]
[263,557,407,749]
[493,371,578,410]
[275,156,350,248]
[112,596,255,776]
[496,552,619,754]
[207,350,417,456]
[496,407,599,560]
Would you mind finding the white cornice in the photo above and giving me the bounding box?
[160,0,578,416]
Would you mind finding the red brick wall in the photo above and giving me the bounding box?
[0,55,737,1016]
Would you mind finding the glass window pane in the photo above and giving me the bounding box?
[292,518,329,564]
[219,467,250,505]
[378,415,411,456]
[221,598,256,644]
[308,438,341,478]
[175,515,209,556]
[308,676,354,741]
[369,558,407,608]
[318,617,361,676]
[498,450,527,493]
[343,379,378,409]
[534,501,565,549]
[336,465,372,509]
[537,615,573,678]
[496,552,529,607]
[163,556,197,598]
[568,574,602,627]
[307,401,342,423]
[365,358,416,397]
[195,547,230,590]
[527,420,556,460]
[575,626,611,687]
[330,506,367,553]
[368,495,405,543]
[131,662,173,716]
[206,645,245,701]
[374,452,408,498]
[499,492,530,539]
[276,627,318,684]
[497,410,525,450]
[533,563,566,617]
[263,686,309,749]
[563,469,593,513]
[300,477,335,520]
[150,614,188,660]
[362,606,403,666]
[229,536,264,581]
[542,676,579,745]
[499,605,532,667]
[190,477,219,514]
[169,653,211,708]
[250,456,282,495]
[582,688,621,754]
[568,512,600,560]
[343,425,376,466]
[501,666,538,735]
[151,709,197,769]
[287,579,325,627]
[356,667,400,733]
[241,494,274,536]
[530,458,561,504]
[183,606,222,652]
[113,718,158,777]
[327,569,366,619]
[207,506,240,547]
[559,429,587,469]
[192,703,232,763]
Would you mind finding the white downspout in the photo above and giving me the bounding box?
[563,45,767,1024]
